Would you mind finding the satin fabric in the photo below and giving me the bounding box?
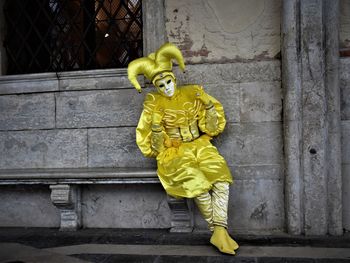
[136,84,233,198]
[194,181,230,230]
[128,43,185,92]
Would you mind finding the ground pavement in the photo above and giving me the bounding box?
[0,228,349,263]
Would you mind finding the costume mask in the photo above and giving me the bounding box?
[154,75,177,97]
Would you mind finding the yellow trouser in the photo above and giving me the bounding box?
[194,181,230,231]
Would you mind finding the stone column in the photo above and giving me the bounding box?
[142,0,167,54]
[0,0,6,75]
[50,184,81,231]
[142,0,167,88]
[282,0,303,235]
[300,0,328,236]
[324,0,343,236]
[282,0,342,235]
[167,196,194,233]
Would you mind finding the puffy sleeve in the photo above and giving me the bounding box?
[197,87,226,137]
[136,93,158,158]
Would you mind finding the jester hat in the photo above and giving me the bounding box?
[128,43,185,92]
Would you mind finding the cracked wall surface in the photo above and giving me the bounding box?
[165,0,281,63]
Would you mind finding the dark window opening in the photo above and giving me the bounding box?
[3,0,143,75]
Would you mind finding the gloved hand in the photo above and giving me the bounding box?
[196,88,218,132]
[205,106,218,133]
[151,111,165,154]
[196,87,212,107]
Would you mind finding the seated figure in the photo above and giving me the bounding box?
[128,43,239,255]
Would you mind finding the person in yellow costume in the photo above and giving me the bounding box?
[128,43,239,255]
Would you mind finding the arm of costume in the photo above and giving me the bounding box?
[136,94,163,158]
[198,89,226,137]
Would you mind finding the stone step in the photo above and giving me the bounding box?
[0,228,349,263]
[1,228,349,248]
[1,243,350,263]
[0,242,90,263]
[49,244,350,262]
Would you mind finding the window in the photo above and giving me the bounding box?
[3,0,142,75]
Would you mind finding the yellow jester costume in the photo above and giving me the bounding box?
[128,43,239,255]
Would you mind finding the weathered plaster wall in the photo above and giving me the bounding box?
[340,0,350,49]
[165,0,281,63]
[341,58,350,231]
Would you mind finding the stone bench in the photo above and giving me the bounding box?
[0,168,193,232]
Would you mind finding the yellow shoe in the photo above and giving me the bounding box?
[210,226,239,255]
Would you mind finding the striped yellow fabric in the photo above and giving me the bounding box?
[194,181,230,231]
[212,182,230,228]
[194,192,214,231]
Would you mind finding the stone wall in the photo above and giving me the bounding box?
[0,62,284,233]
[166,0,284,233]
[0,70,164,228]
[341,58,350,231]
[175,62,284,233]
[0,185,60,227]
[0,0,285,233]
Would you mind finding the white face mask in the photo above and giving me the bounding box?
[155,77,176,97]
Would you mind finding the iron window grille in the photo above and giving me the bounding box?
[3,0,143,75]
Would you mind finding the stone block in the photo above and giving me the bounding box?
[50,184,81,231]
[240,81,282,122]
[81,184,171,228]
[194,179,284,232]
[229,179,284,232]
[342,120,350,164]
[0,73,58,95]
[232,164,282,180]
[167,196,193,232]
[58,69,137,91]
[0,93,55,130]
[174,61,281,85]
[214,122,283,166]
[88,127,156,168]
[56,90,145,128]
[0,185,60,227]
[340,58,350,120]
[0,129,87,169]
[342,164,350,231]
[205,84,240,123]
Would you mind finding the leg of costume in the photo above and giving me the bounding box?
[212,181,230,228]
[194,192,214,231]
[194,181,230,231]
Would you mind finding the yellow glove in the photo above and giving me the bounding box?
[196,88,218,133]
[151,111,165,154]
[196,88,211,106]
[205,106,218,133]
